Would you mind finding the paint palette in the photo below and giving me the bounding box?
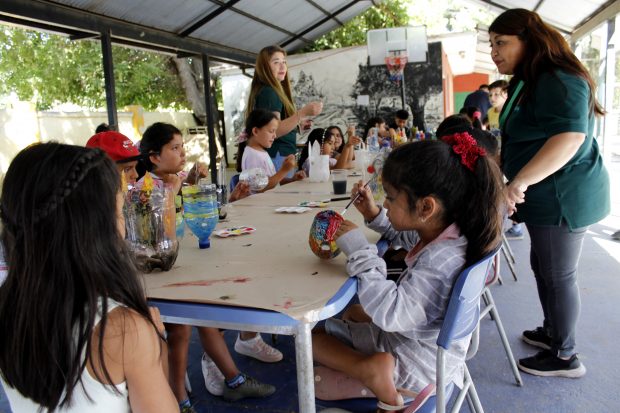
[214,226,256,238]
[275,206,312,214]
[298,201,329,208]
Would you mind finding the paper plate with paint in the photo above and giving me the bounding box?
[309,210,344,259]
[298,200,329,208]
[214,226,256,238]
[275,206,312,214]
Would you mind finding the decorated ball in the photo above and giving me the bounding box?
[309,210,344,259]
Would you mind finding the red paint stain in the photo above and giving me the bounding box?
[233,277,250,283]
[274,299,293,309]
[162,277,251,288]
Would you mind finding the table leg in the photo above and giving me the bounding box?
[295,322,316,413]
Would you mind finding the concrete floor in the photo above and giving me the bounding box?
[2,161,619,413]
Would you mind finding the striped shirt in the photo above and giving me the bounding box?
[336,208,470,391]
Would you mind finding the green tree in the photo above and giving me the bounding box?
[0,26,188,110]
[301,0,410,52]
[301,0,495,53]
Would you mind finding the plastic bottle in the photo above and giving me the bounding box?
[367,127,380,153]
[183,183,219,249]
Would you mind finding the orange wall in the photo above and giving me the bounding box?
[454,73,490,93]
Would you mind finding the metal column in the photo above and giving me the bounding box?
[100,30,118,129]
[202,53,218,184]
[295,323,316,413]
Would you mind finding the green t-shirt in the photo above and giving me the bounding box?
[254,85,297,158]
[501,71,609,229]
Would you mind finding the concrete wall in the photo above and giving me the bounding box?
[0,105,197,175]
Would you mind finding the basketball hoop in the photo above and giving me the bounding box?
[385,51,407,83]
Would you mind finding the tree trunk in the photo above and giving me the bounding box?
[173,57,206,124]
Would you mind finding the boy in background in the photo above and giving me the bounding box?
[487,80,509,130]
[388,109,412,140]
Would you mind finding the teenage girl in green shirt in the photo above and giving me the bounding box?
[489,9,610,379]
[246,45,323,170]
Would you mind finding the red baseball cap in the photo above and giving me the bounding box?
[86,131,141,163]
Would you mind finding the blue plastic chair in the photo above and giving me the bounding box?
[229,173,239,193]
[318,247,499,413]
[413,246,500,413]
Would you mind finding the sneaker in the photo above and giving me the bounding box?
[201,352,225,396]
[612,230,620,241]
[222,374,276,401]
[518,350,586,378]
[181,406,198,413]
[505,226,524,240]
[522,326,552,350]
[234,334,283,363]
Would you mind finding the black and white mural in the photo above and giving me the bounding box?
[222,43,444,163]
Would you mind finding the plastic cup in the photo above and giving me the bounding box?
[331,169,348,195]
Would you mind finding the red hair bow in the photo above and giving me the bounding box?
[441,132,486,171]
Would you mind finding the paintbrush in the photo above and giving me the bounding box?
[341,174,377,216]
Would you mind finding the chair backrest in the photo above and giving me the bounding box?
[229,174,240,193]
[437,245,500,350]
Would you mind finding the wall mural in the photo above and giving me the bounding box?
[289,42,443,139]
[222,42,444,162]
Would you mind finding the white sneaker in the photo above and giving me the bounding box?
[234,334,283,363]
[201,352,225,396]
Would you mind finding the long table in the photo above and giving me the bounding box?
[145,177,375,413]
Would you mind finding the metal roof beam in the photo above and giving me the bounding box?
[571,0,620,41]
[281,0,361,47]
[474,0,570,35]
[209,0,313,45]
[179,0,242,37]
[533,0,545,12]
[0,0,256,64]
[305,0,344,27]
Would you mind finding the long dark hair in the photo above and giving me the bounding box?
[139,122,182,174]
[0,143,159,411]
[236,109,280,172]
[326,125,345,153]
[298,128,333,170]
[489,8,604,116]
[382,140,503,266]
[458,106,483,129]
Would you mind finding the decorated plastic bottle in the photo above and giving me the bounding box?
[367,127,380,153]
[399,128,406,145]
[124,175,179,273]
[182,183,219,249]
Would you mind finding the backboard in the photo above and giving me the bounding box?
[367,26,428,66]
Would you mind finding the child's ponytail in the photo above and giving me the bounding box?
[441,133,503,263]
[457,142,504,263]
[382,138,503,266]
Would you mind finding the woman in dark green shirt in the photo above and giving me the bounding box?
[246,45,322,171]
[489,9,610,378]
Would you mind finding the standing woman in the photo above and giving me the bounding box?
[489,9,609,378]
[247,45,323,172]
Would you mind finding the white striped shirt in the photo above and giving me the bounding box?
[336,208,470,391]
